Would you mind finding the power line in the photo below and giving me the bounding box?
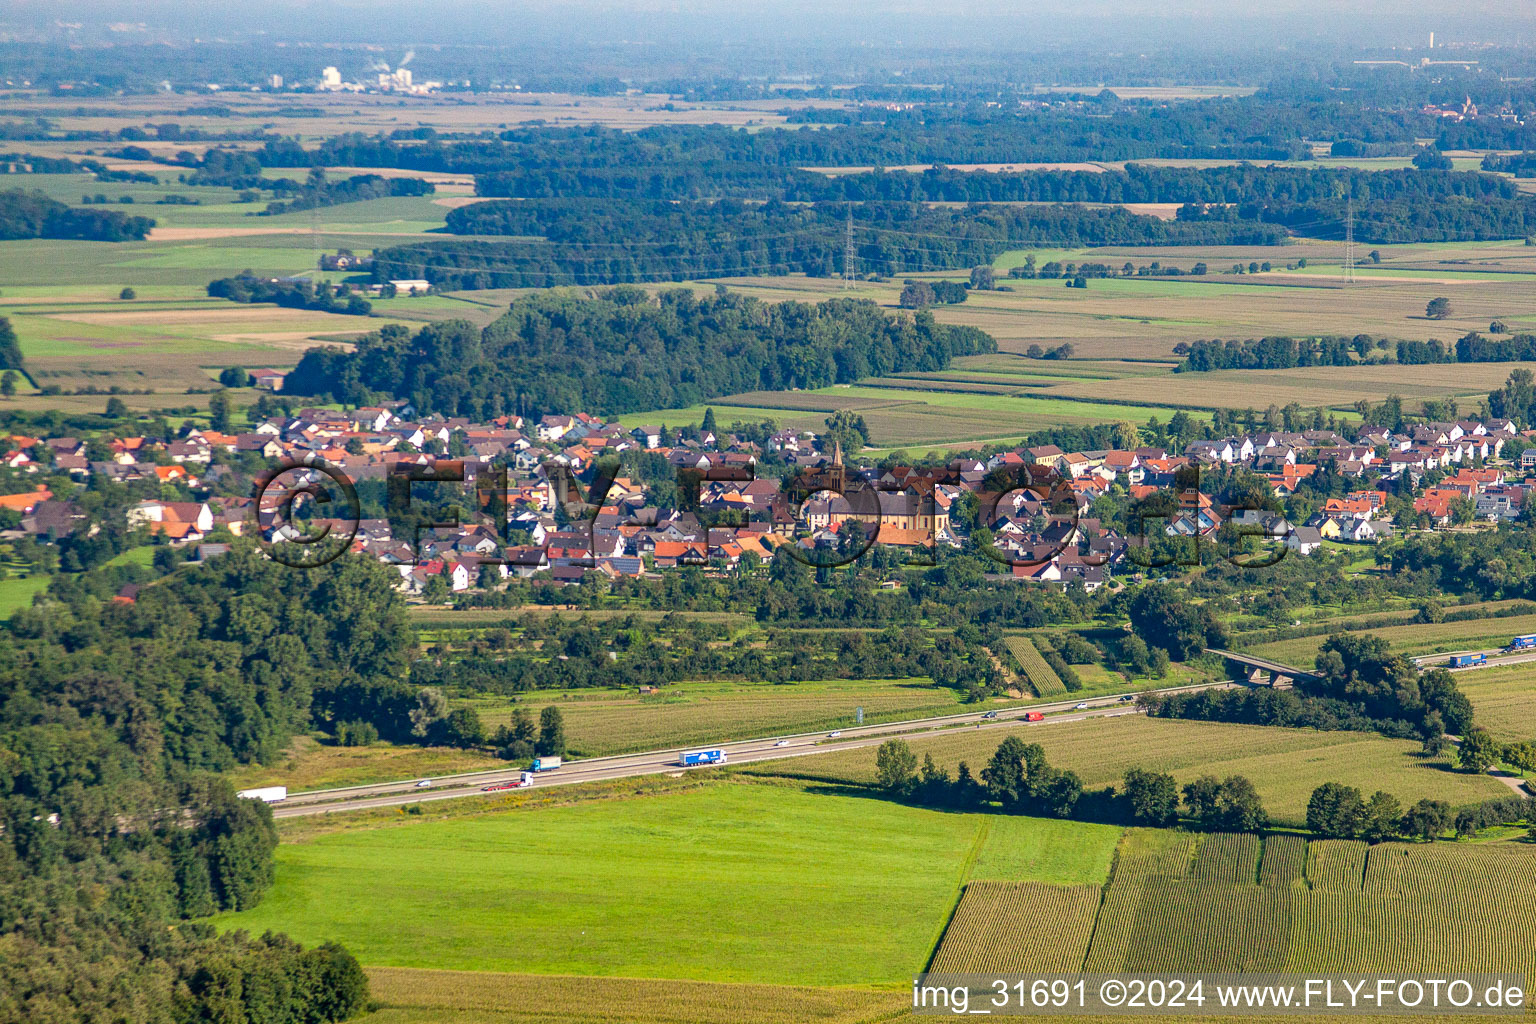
[843,203,855,289]
[1343,195,1355,285]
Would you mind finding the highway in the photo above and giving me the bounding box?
[271,680,1232,818]
[1412,647,1536,672]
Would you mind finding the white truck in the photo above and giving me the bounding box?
[236,786,288,804]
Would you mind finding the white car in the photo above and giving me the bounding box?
[1074,702,1089,710]
[414,779,432,788]
[827,730,842,738]
[774,739,790,747]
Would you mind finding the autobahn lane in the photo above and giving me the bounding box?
[271,680,1231,818]
[1412,647,1536,672]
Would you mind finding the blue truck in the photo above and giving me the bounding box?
[1449,653,1486,668]
[530,756,562,772]
[1507,634,1536,652]
[680,749,727,767]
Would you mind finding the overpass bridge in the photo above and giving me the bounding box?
[1204,648,1318,688]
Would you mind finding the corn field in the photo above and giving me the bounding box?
[942,829,1536,981]
[1003,636,1066,696]
[929,882,1102,973]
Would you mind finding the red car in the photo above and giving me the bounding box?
[482,781,518,792]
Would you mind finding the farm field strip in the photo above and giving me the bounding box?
[945,830,1536,980]
[364,966,908,1024]
[928,882,1102,973]
[1002,636,1066,696]
[1044,361,1536,411]
[738,715,1510,824]
[1456,668,1536,743]
[1247,612,1536,665]
[462,677,978,757]
[219,783,1020,985]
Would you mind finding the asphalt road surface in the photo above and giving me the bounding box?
[1414,648,1536,672]
[271,681,1232,818]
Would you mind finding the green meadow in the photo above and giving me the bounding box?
[217,781,1121,985]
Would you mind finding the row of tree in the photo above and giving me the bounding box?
[208,274,373,316]
[873,736,1268,830]
[1175,336,1362,372]
[1308,784,1536,841]
[258,170,434,217]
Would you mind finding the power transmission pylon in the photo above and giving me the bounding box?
[311,204,322,277]
[843,204,855,289]
[1343,196,1356,285]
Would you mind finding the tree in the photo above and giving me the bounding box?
[303,943,371,1022]
[219,366,254,388]
[443,706,486,747]
[1457,728,1500,774]
[875,738,918,792]
[1128,584,1227,661]
[0,315,24,371]
[1368,249,1382,264]
[104,396,127,417]
[1111,420,1141,450]
[537,705,566,756]
[421,574,451,604]
[823,408,869,455]
[898,281,935,308]
[981,735,1039,806]
[119,286,136,299]
[1213,775,1266,831]
[953,761,981,806]
[409,687,450,739]
[1412,146,1454,170]
[1426,297,1451,320]
[335,719,379,746]
[701,407,718,435]
[0,370,15,399]
[1306,782,1365,838]
[968,265,995,290]
[1184,774,1265,831]
[1400,798,1450,841]
[918,753,952,803]
[497,706,538,760]
[1360,791,1402,842]
[209,388,233,432]
[1182,774,1223,824]
[1122,767,1179,826]
[1037,768,1082,817]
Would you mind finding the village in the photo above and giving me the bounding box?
[0,401,1529,597]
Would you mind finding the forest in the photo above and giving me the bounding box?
[247,90,1536,177]
[284,288,997,418]
[376,199,1283,288]
[477,161,1516,206]
[0,188,154,241]
[0,546,413,1021]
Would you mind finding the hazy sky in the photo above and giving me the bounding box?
[2,0,1530,50]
